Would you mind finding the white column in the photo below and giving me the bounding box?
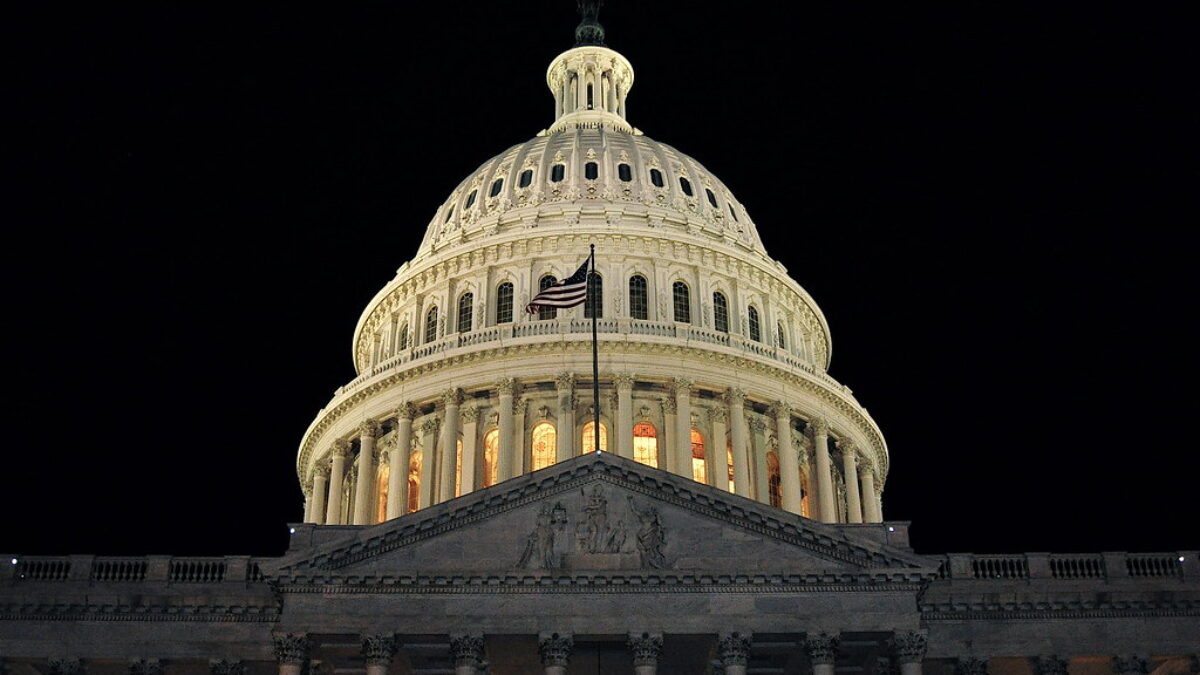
[862,466,882,522]
[387,403,415,519]
[324,440,349,525]
[439,389,462,503]
[310,468,328,525]
[460,406,479,496]
[811,421,836,523]
[512,398,528,475]
[615,373,634,459]
[842,442,864,523]
[727,389,752,497]
[662,397,677,473]
[772,401,802,513]
[805,632,839,675]
[748,417,769,503]
[419,418,439,509]
[708,408,727,488]
[352,420,379,525]
[497,378,515,481]
[718,633,751,675]
[302,481,314,523]
[674,378,694,479]
[555,373,575,463]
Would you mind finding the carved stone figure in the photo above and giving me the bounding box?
[627,496,668,568]
[517,502,567,569]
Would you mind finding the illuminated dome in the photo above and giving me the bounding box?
[296,27,888,532]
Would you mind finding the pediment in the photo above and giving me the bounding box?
[268,453,936,584]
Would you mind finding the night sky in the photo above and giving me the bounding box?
[6,3,1196,558]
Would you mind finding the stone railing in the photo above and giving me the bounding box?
[5,555,272,584]
[940,552,1197,581]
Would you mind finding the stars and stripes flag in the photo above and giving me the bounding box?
[525,258,591,314]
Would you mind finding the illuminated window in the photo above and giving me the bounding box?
[767,451,782,508]
[618,163,632,182]
[629,275,648,320]
[649,168,664,188]
[706,188,718,208]
[690,429,706,484]
[425,306,439,343]
[483,428,499,487]
[633,423,658,468]
[679,176,693,196]
[489,178,503,197]
[518,169,533,188]
[496,282,513,324]
[727,442,735,493]
[538,275,558,320]
[531,422,557,471]
[465,189,477,208]
[672,281,691,323]
[407,450,421,513]
[550,164,565,182]
[713,292,729,333]
[748,306,761,342]
[585,272,602,319]
[800,471,812,518]
[375,463,390,524]
[455,438,463,497]
[398,323,409,350]
[457,293,473,333]
[584,162,598,180]
[581,420,608,453]
[776,321,786,349]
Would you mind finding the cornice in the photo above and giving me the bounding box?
[0,604,280,623]
[273,577,928,595]
[921,606,1200,622]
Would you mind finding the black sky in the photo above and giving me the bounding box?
[5,2,1196,558]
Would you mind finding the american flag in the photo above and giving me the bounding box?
[525,259,591,314]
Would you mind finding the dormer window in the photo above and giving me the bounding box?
[584,162,599,180]
[444,205,454,222]
[706,188,718,208]
[519,169,533,188]
[465,190,477,208]
[649,168,664,188]
[490,178,503,197]
[550,164,565,182]
[618,163,632,182]
[679,177,693,196]
[728,202,739,222]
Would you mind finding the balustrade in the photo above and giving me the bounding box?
[91,557,147,582]
[1049,554,1105,579]
[168,558,227,582]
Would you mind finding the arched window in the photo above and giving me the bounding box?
[649,168,664,188]
[776,321,786,349]
[748,306,761,342]
[538,275,558,320]
[489,178,503,197]
[713,292,729,333]
[586,83,594,109]
[629,275,648,320]
[398,323,409,351]
[496,282,514,324]
[531,422,557,471]
[633,423,658,468]
[375,462,390,524]
[673,281,691,323]
[679,176,693,196]
[443,205,454,223]
[767,452,782,508]
[518,169,533,188]
[618,163,632,182]
[584,162,598,180]
[550,164,565,182]
[483,428,499,487]
[407,450,421,514]
[457,293,473,333]
[581,420,608,453]
[454,438,464,498]
[465,190,477,208]
[585,272,603,319]
[727,442,735,493]
[691,429,706,484]
[425,306,439,343]
[706,188,718,208]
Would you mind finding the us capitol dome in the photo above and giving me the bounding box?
[295,10,887,531]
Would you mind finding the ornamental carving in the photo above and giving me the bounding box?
[450,634,484,667]
[955,658,989,675]
[555,372,575,391]
[768,400,791,419]
[613,373,635,389]
[497,377,517,396]
[673,378,693,395]
[396,402,417,420]
[890,632,928,664]
[272,634,311,665]
[718,632,752,666]
[442,388,464,407]
[208,660,246,675]
[539,633,573,667]
[129,660,161,675]
[1033,656,1068,675]
[331,439,350,458]
[747,417,767,433]
[461,406,480,424]
[514,398,529,415]
[804,632,839,665]
[708,406,728,424]
[421,418,440,435]
[662,397,677,415]
[360,635,396,666]
[627,633,663,667]
[628,496,669,569]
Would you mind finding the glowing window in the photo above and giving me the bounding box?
[706,188,718,208]
[629,275,648,320]
[633,423,658,468]
[550,164,565,182]
[483,428,499,487]
[727,442,735,493]
[649,168,664,188]
[584,162,598,180]
[800,471,812,518]
[691,429,706,484]
[457,293,473,333]
[465,190,477,208]
[531,422,557,471]
[748,306,761,342]
[581,420,608,453]
[455,439,463,497]
[672,281,691,323]
[713,292,729,333]
[489,178,503,197]
[407,450,421,513]
[618,163,632,182]
[538,275,558,320]
[584,272,602,319]
[425,306,439,343]
[767,451,782,508]
[679,176,693,196]
[518,169,533,188]
[376,463,390,524]
[496,282,514,324]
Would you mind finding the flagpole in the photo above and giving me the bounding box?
[590,243,601,454]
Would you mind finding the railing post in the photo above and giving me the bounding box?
[2,554,16,585]
[1102,552,1129,579]
[947,553,974,579]
[146,555,171,582]
[1026,552,1051,579]
[225,555,250,583]
[1180,551,1199,579]
[67,555,93,581]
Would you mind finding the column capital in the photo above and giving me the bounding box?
[890,632,928,665]
[673,377,694,395]
[331,439,350,458]
[315,464,331,479]
[396,402,417,420]
[271,633,311,666]
[1114,656,1149,675]
[450,634,485,668]
[718,632,752,666]
[462,405,480,424]
[48,659,84,675]
[497,377,518,396]
[129,660,162,675]
[627,632,663,667]
[955,658,988,675]
[358,419,380,439]
[662,397,677,415]
[808,419,831,437]
[614,372,635,389]
[421,418,441,435]
[839,439,857,455]
[555,372,575,391]
[514,397,529,415]
[442,388,464,407]
[360,635,396,667]
[768,400,791,419]
[208,660,246,675]
[747,416,767,432]
[725,387,746,405]
[804,632,840,666]
[538,632,574,667]
[708,406,728,424]
[1033,656,1068,675]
